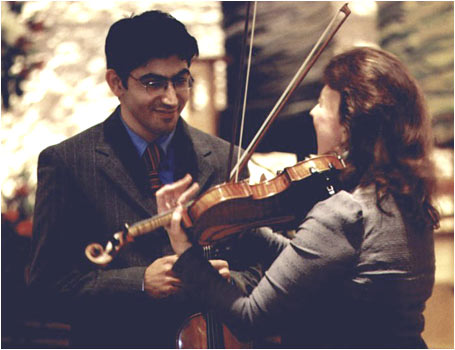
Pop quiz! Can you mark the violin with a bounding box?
[85,154,345,265]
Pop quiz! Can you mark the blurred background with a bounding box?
[1,1,453,348]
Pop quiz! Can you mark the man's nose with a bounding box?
[161,82,178,106]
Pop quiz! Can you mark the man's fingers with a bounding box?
[166,275,183,286]
[171,173,193,189]
[178,182,200,205]
[157,173,192,195]
[171,204,183,229]
[156,174,197,212]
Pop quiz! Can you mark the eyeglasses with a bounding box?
[129,73,194,94]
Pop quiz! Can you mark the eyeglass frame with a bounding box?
[129,70,194,94]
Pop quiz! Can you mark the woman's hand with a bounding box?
[156,174,199,255]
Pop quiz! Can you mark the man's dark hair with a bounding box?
[105,10,199,87]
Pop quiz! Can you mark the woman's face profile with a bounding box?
[310,85,347,155]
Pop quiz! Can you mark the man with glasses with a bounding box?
[28,10,261,348]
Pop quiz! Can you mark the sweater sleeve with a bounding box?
[173,191,363,340]
[228,226,290,294]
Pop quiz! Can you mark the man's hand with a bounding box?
[156,174,199,256]
[156,174,199,220]
[144,255,182,298]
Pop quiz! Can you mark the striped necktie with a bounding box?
[143,143,163,193]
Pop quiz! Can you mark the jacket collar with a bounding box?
[172,118,215,195]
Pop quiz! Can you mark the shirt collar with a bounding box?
[120,115,175,157]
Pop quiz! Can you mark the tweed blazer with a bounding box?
[28,107,259,348]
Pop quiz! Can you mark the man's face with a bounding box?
[118,55,191,142]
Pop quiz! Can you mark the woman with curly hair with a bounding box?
[157,47,439,348]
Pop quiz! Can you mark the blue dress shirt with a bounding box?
[120,116,175,184]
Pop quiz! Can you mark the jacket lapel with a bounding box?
[173,119,217,195]
[95,108,156,216]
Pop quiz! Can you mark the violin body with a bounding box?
[183,154,345,245]
[176,313,251,349]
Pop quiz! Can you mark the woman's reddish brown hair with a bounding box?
[324,46,439,229]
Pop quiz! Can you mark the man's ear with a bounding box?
[106,69,125,97]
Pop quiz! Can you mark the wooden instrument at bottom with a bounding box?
[175,245,251,349]
[176,312,250,349]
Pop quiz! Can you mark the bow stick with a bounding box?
[229,3,351,180]
[234,1,258,183]
[226,1,257,182]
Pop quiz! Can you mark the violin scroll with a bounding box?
[85,242,114,266]
[85,223,133,266]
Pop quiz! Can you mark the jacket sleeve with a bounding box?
[172,191,363,340]
[28,146,147,303]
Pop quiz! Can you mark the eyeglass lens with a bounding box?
[143,76,193,92]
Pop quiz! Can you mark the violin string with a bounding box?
[235,1,258,183]
[211,245,222,348]
[207,244,224,348]
[129,200,194,237]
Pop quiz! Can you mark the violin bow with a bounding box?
[234,1,258,183]
[229,3,351,181]
[226,1,257,182]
